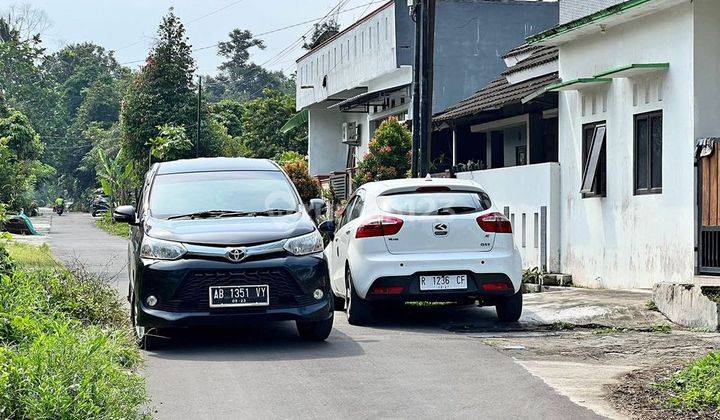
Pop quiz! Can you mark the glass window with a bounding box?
[377,191,492,216]
[634,111,663,194]
[581,121,607,198]
[349,195,364,221]
[149,171,299,219]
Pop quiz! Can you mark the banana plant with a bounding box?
[96,148,134,208]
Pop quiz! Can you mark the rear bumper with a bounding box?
[364,272,515,304]
[134,254,333,329]
[348,248,522,299]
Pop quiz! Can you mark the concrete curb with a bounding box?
[653,283,720,330]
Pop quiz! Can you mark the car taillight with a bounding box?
[356,216,404,238]
[481,282,512,291]
[477,212,512,233]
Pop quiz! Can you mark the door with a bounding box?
[698,141,720,274]
[331,194,364,293]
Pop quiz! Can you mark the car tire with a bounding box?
[346,269,373,326]
[130,293,164,350]
[296,312,334,341]
[495,290,523,322]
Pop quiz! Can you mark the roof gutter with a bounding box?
[526,0,656,45]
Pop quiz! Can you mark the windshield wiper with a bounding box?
[167,210,252,220]
[167,209,296,220]
[250,209,297,217]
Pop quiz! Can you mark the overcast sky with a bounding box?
[12,0,389,75]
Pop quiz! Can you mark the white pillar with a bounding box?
[452,128,457,166]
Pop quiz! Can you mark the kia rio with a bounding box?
[318,177,522,325]
[113,158,333,348]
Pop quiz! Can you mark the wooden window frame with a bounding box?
[581,121,607,198]
[634,110,663,195]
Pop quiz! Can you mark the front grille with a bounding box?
[154,268,314,312]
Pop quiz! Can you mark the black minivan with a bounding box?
[113,158,334,348]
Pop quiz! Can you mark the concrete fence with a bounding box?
[456,162,561,272]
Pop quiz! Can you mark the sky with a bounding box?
[9,0,390,75]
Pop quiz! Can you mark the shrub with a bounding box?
[96,211,130,237]
[282,157,320,204]
[353,117,412,186]
[0,244,147,418]
[661,351,720,413]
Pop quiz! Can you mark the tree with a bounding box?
[148,124,193,162]
[239,89,307,159]
[353,117,412,186]
[209,99,244,138]
[302,19,340,50]
[0,104,54,211]
[203,29,293,102]
[282,157,320,204]
[121,9,221,172]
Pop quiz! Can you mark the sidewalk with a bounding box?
[462,288,720,419]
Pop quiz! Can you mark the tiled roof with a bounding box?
[434,72,559,122]
[502,46,558,77]
[501,43,544,59]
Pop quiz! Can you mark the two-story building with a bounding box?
[296,0,558,198]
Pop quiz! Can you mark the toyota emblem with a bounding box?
[226,248,246,262]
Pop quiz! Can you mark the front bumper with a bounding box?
[134,254,332,329]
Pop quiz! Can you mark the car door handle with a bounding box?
[344,230,350,235]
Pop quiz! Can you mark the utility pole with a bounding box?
[196,76,202,158]
[410,1,422,178]
[418,0,436,177]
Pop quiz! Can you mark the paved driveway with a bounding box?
[47,212,602,419]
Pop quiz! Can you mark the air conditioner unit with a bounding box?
[342,122,361,146]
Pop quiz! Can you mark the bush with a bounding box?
[0,243,147,418]
[661,351,720,412]
[353,117,412,186]
[96,211,130,237]
[282,157,320,204]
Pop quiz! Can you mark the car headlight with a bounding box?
[283,231,324,256]
[140,236,187,260]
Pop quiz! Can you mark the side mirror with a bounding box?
[113,205,137,225]
[308,198,327,221]
[318,220,336,240]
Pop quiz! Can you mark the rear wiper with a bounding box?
[167,210,252,220]
[435,206,478,215]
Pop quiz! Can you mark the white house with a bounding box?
[296,0,559,199]
[526,0,720,288]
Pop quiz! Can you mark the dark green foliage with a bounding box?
[353,117,412,186]
[660,351,720,413]
[209,99,244,138]
[0,243,147,418]
[282,157,320,203]
[121,9,198,167]
[204,29,293,102]
[240,89,307,158]
[302,19,340,50]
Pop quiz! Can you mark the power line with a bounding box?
[118,0,383,66]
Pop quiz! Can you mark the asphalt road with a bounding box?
[48,212,602,419]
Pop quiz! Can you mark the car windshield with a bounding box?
[377,191,492,216]
[149,170,299,219]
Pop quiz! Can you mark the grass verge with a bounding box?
[0,240,147,418]
[96,212,130,238]
[660,352,720,414]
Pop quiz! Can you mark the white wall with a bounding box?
[694,0,720,141]
[457,163,561,272]
[308,110,347,176]
[296,3,397,110]
[557,3,696,288]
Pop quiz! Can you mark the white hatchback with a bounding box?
[318,177,523,325]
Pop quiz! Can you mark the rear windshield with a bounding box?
[377,191,492,216]
[149,171,299,219]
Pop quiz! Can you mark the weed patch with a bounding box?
[96,212,130,237]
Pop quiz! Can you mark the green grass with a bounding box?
[95,212,130,237]
[5,242,57,271]
[660,352,720,414]
[0,242,147,418]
